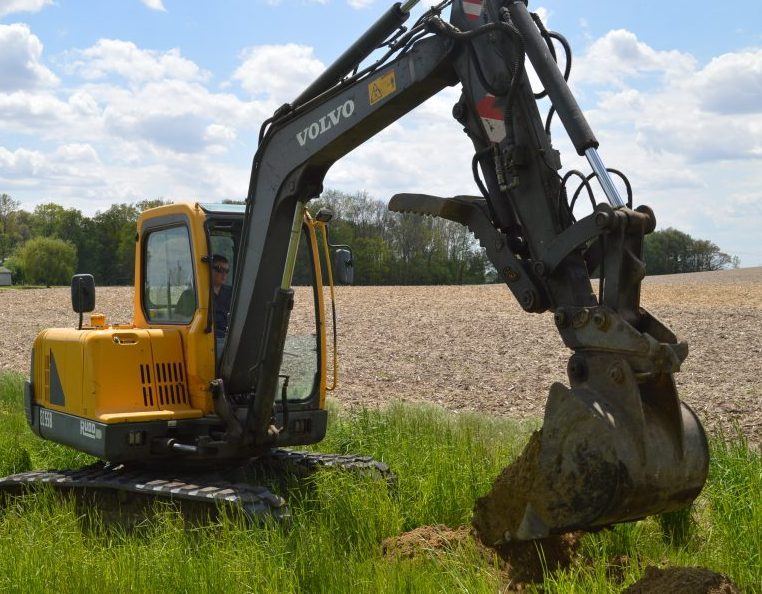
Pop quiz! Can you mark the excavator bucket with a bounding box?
[473,353,709,543]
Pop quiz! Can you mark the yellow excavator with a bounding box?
[0,0,708,541]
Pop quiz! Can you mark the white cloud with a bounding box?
[326,88,478,200]
[0,0,51,17]
[552,30,762,262]
[694,49,762,115]
[66,40,209,85]
[568,31,762,165]
[0,24,58,91]
[55,143,101,164]
[574,29,696,87]
[0,146,46,179]
[0,91,69,128]
[140,0,166,12]
[347,0,375,8]
[0,144,104,190]
[86,78,264,154]
[233,44,325,103]
[0,18,757,263]
[204,123,236,146]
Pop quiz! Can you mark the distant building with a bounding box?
[0,266,11,286]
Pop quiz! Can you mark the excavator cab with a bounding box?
[22,202,342,464]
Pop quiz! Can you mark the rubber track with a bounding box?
[266,448,395,483]
[0,464,288,522]
[0,449,393,521]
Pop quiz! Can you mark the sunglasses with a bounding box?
[213,265,230,274]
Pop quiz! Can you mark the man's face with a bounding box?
[212,262,229,289]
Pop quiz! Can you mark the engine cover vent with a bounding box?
[154,361,188,406]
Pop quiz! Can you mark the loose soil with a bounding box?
[1,268,760,445]
[381,524,582,588]
[623,565,740,593]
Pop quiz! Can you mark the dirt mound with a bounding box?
[381,524,472,559]
[623,566,740,594]
[382,524,581,586]
[492,532,582,584]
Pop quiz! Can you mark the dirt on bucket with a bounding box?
[623,566,740,593]
[471,430,544,546]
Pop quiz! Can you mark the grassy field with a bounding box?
[0,371,759,593]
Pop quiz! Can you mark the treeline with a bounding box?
[0,194,166,286]
[643,227,738,275]
[0,191,736,287]
[0,191,491,286]
[311,190,490,285]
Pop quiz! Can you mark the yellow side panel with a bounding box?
[83,328,203,422]
[33,328,84,414]
[83,329,154,417]
[33,326,203,424]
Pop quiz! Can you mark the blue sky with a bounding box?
[2,0,761,265]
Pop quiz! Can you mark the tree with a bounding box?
[28,203,98,274]
[17,237,77,286]
[136,198,171,212]
[310,189,488,285]
[643,228,736,275]
[31,203,67,237]
[91,204,140,285]
[0,193,21,263]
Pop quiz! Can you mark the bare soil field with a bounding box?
[1,267,760,445]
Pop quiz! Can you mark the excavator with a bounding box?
[0,0,708,542]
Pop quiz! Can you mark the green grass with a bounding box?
[0,371,759,593]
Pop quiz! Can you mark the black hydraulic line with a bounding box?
[562,169,597,216]
[471,148,503,226]
[530,12,556,100]
[567,169,633,213]
[507,0,597,156]
[427,17,524,105]
[542,31,572,135]
[292,2,412,107]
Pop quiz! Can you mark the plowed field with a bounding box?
[2,267,760,445]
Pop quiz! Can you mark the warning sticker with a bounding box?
[476,94,506,143]
[368,71,396,106]
[462,0,483,21]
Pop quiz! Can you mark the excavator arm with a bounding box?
[219,0,708,540]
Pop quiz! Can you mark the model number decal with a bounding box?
[40,409,53,429]
[80,420,103,440]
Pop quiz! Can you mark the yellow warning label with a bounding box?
[368,71,396,106]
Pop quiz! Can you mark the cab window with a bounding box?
[210,233,236,291]
[279,227,320,401]
[144,225,196,323]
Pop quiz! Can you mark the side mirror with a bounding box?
[71,274,96,313]
[333,248,354,285]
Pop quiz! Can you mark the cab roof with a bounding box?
[197,202,246,215]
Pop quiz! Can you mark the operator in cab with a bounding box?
[211,254,232,355]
